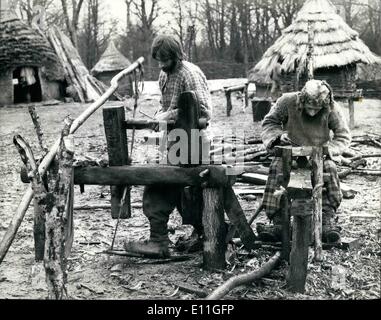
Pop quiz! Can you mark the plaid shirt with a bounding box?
[157,61,212,120]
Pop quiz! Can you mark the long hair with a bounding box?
[151,35,186,61]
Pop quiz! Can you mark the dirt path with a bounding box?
[0,89,380,300]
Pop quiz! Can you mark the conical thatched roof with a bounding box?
[249,0,381,84]
[91,42,131,75]
[0,14,64,81]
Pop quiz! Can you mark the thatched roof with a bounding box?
[91,42,131,75]
[0,14,64,81]
[249,0,381,84]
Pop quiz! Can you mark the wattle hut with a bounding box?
[249,0,381,100]
[0,6,65,105]
[91,42,133,97]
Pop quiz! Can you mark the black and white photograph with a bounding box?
[0,0,380,306]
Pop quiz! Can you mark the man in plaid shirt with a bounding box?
[258,79,351,243]
[124,34,212,258]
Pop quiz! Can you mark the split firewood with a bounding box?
[175,282,209,298]
[348,153,381,162]
[73,155,108,167]
[237,173,268,185]
[338,159,367,179]
[206,251,281,300]
[350,169,381,176]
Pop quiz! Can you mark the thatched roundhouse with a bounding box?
[0,10,65,105]
[91,42,133,97]
[249,0,381,99]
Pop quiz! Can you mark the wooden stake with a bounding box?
[311,147,323,262]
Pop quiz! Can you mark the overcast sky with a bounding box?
[105,0,174,34]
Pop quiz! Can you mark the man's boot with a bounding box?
[256,212,283,242]
[124,216,170,258]
[124,239,170,258]
[322,210,341,243]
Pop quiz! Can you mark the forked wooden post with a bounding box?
[103,106,131,219]
[202,187,226,270]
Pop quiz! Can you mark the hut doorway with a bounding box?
[13,67,42,103]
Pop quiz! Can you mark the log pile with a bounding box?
[208,133,381,200]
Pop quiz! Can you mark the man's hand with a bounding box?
[155,109,179,122]
[279,133,292,145]
[151,109,179,131]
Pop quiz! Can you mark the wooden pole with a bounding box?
[311,147,323,262]
[103,106,131,219]
[202,188,226,270]
[0,57,145,265]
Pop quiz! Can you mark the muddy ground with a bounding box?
[0,82,380,300]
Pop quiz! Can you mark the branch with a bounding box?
[28,105,48,154]
[206,251,281,300]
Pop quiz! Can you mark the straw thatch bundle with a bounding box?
[249,0,381,84]
[0,17,64,81]
[91,42,131,75]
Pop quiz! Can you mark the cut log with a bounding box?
[202,188,226,270]
[206,251,281,299]
[238,173,268,185]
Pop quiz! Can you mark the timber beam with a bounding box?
[73,165,235,187]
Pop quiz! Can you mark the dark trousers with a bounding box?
[143,185,203,242]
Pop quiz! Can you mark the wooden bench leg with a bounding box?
[287,198,313,293]
[202,187,226,270]
[103,106,131,219]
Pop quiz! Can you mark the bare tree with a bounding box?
[130,0,159,67]
[60,0,85,48]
